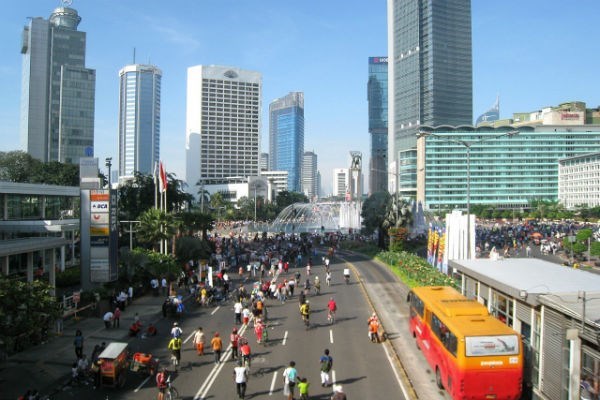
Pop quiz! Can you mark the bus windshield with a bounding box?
[465,335,519,356]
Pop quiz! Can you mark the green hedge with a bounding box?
[377,251,457,289]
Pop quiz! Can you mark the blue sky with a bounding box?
[1,1,599,195]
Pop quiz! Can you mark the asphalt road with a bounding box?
[53,256,407,400]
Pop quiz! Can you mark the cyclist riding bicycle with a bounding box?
[325,271,332,286]
[314,276,321,295]
[343,268,350,284]
[240,341,252,368]
[327,297,337,322]
[156,367,168,400]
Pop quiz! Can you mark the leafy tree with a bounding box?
[178,211,214,239]
[0,151,79,186]
[165,172,193,212]
[0,275,60,353]
[175,236,212,265]
[276,191,308,209]
[118,172,156,221]
[361,191,391,248]
[210,192,227,209]
[591,241,600,257]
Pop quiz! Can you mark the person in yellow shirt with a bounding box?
[211,332,223,364]
[167,337,182,370]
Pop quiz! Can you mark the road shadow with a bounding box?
[337,375,367,385]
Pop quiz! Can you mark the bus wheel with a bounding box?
[435,367,443,389]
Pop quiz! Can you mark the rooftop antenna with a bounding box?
[133,47,136,64]
[61,0,73,6]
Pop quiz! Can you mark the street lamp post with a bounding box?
[105,157,112,188]
[417,130,519,259]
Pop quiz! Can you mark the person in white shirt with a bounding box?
[234,300,243,325]
[233,360,249,399]
[161,278,168,296]
[103,311,113,329]
[171,322,182,338]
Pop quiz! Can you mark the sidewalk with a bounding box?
[0,289,174,400]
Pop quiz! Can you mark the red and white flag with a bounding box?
[159,161,167,193]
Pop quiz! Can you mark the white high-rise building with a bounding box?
[118,64,162,181]
[186,65,262,193]
[332,168,350,198]
[302,151,318,199]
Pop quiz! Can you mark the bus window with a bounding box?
[431,313,457,357]
[410,292,425,318]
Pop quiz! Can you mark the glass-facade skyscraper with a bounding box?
[118,64,162,181]
[269,92,304,192]
[387,0,472,198]
[302,151,318,200]
[368,57,388,194]
[20,5,96,164]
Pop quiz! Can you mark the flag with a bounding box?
[159,161,167,193]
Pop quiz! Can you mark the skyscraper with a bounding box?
[186,65,261,192]
[475,96,500,125]
[368,57,388,194]
[302,151,318,200]
[20,5,96,164]
[387,0,472,197]
[269,92,304,192]
[332,168,350,198]
[118,64,162,181]
[260,152,269,172]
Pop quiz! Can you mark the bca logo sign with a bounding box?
[91,201,109,211]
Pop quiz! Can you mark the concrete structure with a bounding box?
[201,176,270,204]
[559,152,600,209]
[450,258,600,400]
[0,182,80,295]
[387,0,472,199]
[118,64,162,181]
[20,4,96,164]
[416,126,600,210]
[185,65,261,195]
[259,152,269,172]
[302,151,318,200]
[258,170,288,195]
[368,57,388,194]
[332,168,350,198]
[269,92,304,192]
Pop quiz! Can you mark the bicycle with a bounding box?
[301,313,310,329]
[165,375,179,400]
[262,323,269,343]
[327,310,336,325]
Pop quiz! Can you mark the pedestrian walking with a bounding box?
[231,327,240,360]
[73,329,84,359]
[161,277,168,296]
[233,359,249,399]
[282,361,298,400]
[193,327,205,355]
[242,305,251,325]
[211,332,223,364]
[171,322,182,338]
[103,311,113,329]
[319,349,333,387]
[112,307,121,328]
[234,300,243,324]
[298,377,310,400]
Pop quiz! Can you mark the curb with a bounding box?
[339,253,419,400]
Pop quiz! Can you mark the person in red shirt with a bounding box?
[156,367,167,400]
[230,327,240,360]
[240,341,252,368]
[327,297,337,323]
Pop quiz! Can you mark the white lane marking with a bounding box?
[133,375,151,392]
[382,339,411,400]
[183,330,195,344]
[331,370,336,392]
[194,316,252,399]
[329,329,334,344]
[269,371,278,395]
[211,305,220,315]
[282,330,288,345]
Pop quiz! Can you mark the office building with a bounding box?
[259,170,289,195]
[368,57,389,194]
[302,151,318,200]
[186,65,261,193]
[475,96,500,126]
[260,152,269,172]
[558,153,600,209]
[333,168,350,198]
[416,126,600,210]
[387,0,472,198]
[20,4,96,164]
[118,64,162,181]
[269,92,304,192]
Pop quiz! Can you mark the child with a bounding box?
[297,377,309,399]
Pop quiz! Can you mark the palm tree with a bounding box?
[137,208,177,252]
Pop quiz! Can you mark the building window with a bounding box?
[582,347,600,400]
[490,291,513,326]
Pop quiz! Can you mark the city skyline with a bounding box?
[2,1,600,194]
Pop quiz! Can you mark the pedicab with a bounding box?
[97,342,130,388]
[130,352,159,376]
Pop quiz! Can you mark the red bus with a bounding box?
[408,286,523,400]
